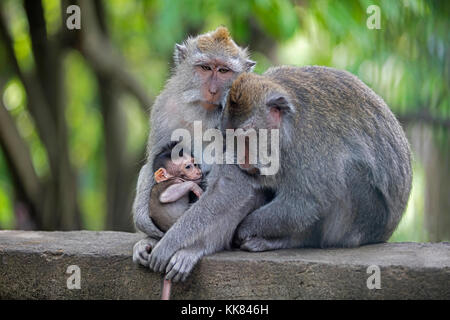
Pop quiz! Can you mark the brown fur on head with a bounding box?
[196,27,239,57]
[227,73,266,118]
[223,72,294,130]
[227,73,288,116]
[172,26,256,111]
[173,26,255,73]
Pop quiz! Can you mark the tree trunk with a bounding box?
[409,124,450,242]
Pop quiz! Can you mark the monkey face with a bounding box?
[176,155,203,182]
[172,27,256,111]
[194,59,236,110]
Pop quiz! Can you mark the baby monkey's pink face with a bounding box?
[154,155,202,183]
[175,155,202,182]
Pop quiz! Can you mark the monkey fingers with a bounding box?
[165,249,201,282]
[191,185,203,198]
[132,237,158,267]
[149,243,174,273]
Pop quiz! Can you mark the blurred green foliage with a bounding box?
[0,0,448,240]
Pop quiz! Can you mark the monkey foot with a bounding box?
[132,237,158,267]
[240,237,281,252]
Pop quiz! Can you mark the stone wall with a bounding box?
[0,230,449,299]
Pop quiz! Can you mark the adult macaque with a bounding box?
[146,65,412,281]
[150,149,203,232]
[132,27,256,265]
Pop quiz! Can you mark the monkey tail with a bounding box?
[161,278,172,300]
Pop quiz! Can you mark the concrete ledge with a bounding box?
[0,230,449,299]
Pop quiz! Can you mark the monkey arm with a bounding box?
[148,164,258,275]
[159,181,203,203]
[133,121,172,237]
[133,163,164,237]
[132,163,165,267]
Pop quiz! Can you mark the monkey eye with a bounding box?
[218,68,230,74]
[201,65,212,71]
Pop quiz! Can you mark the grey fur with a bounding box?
[146,65,412,280]
[132,29,254,268]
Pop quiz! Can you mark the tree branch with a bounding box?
[83,0,144,231]
[77,0,154,113]
[0,8,58,166]
[23,0,60,120]
[0,99,42,217]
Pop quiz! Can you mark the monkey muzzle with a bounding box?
[201,101,221,111]
[238,163,260,176]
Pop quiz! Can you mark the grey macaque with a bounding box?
[146,65,412,281]
[132,27,256,266]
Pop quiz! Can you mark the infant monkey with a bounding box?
[150,149,203,233]
[150,149,203,300]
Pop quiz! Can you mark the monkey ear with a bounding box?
[266,95,294,127]
[245,59,256,72]
[174,43,187,66]
[154,168,169,183]
[266,95,293,113]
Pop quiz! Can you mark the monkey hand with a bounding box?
[165,248,202,282]
[148,238,177,273]
[132,236,159,267]
[191,183,203,198]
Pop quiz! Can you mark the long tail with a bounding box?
[161,279,172,300]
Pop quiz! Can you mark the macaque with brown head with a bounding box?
[146,65,412,282]
[150,149,203,233]
[132,27,255,266]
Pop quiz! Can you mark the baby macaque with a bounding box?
[150,149,203,232]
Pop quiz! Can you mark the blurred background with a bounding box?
[0,0,448,242]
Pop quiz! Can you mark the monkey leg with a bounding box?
[235,193,320,251]
[132,236,159,267]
